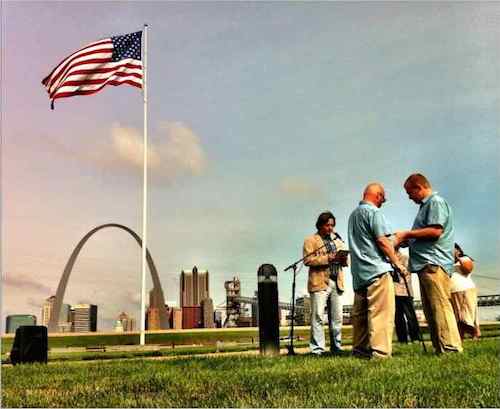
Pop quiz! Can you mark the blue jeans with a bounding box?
[310,279,343,354]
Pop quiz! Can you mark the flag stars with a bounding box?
[111,31,142,62]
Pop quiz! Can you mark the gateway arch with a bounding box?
[48,223,169,332]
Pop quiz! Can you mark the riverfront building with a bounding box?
[180,266,214,329]
[5,314,36,333]
[72,304,97,332]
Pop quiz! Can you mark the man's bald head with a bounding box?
[363,183,386,208]
[364,183,384,197]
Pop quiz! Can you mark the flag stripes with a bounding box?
[42,32,142,108]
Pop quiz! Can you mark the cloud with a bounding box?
[111,121,207,183]
[3,273,53,295]
[111,124,161,170]
[46,121,208,184]
[279,177,325,200]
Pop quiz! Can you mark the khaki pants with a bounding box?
[352,273,395,358]
[418,265,463,353]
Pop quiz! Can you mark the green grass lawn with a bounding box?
[0,327,313,352]
[2,338,499,408]
[2,323,498,365]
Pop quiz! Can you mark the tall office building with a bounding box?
[5,315,36,333]
[171,308,182,329]
[146,307,161,330]
[201,298,215,328]
[72,304,97,332]
[180,266,209,307]
[182,306,202,329]
[58,304,72,332]
[118,312,135,332]
[42,296,56,327]
[295,295,311,326]
[148,288,170,329]
[42,295,72,331]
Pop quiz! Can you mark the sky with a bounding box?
[2,1,499,331]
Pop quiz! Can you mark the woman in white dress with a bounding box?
[450,243,480,340]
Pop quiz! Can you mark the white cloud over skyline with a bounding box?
[109,121,208,182]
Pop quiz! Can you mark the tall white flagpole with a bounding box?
[140,23,148,346]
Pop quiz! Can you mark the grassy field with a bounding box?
[0,327,314,352]
[2,322,498,353]
[2,341,310,365]
[2,338,499,408]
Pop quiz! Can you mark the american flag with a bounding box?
[42,31,143,109]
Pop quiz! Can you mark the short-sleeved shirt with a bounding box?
[348,201,393,291]
[408,192,455,275]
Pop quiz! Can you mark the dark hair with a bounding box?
[455,243,473,261]
[454,243,464,258]
[404,173,431,189]
[316,211,336,231]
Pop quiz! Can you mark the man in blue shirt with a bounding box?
[348,183,405,359]
[394,173,462,354]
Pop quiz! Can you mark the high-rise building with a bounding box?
[72,304,97,332]
[5,315,36,334]
[42,296,56,327]
[146,307,161,330]
[42,296,72,332]
[182,306,202,329]
[117,312,135,332]
[295,295,311,326]
[58,304,72,332]
[201,298,215,328]
[148,289,169,329]
[180,266,209,308]
[179,266,213,329]
[171,308,182,329]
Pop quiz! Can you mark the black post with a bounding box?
[10,326,48,365]
[257,264,280,356]
[287,264,297,355]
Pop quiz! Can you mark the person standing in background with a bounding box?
[450,243,480,340]
[393,250,420,343]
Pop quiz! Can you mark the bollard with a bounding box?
[257,264,280,356]
[10,326,48,365]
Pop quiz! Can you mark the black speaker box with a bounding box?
[10,325,48,365]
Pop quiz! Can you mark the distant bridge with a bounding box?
[229,294,500,314]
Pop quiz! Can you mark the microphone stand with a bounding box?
[284,243,327,356]
[392,264,427,353]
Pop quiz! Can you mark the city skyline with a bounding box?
[2,2,499,331]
